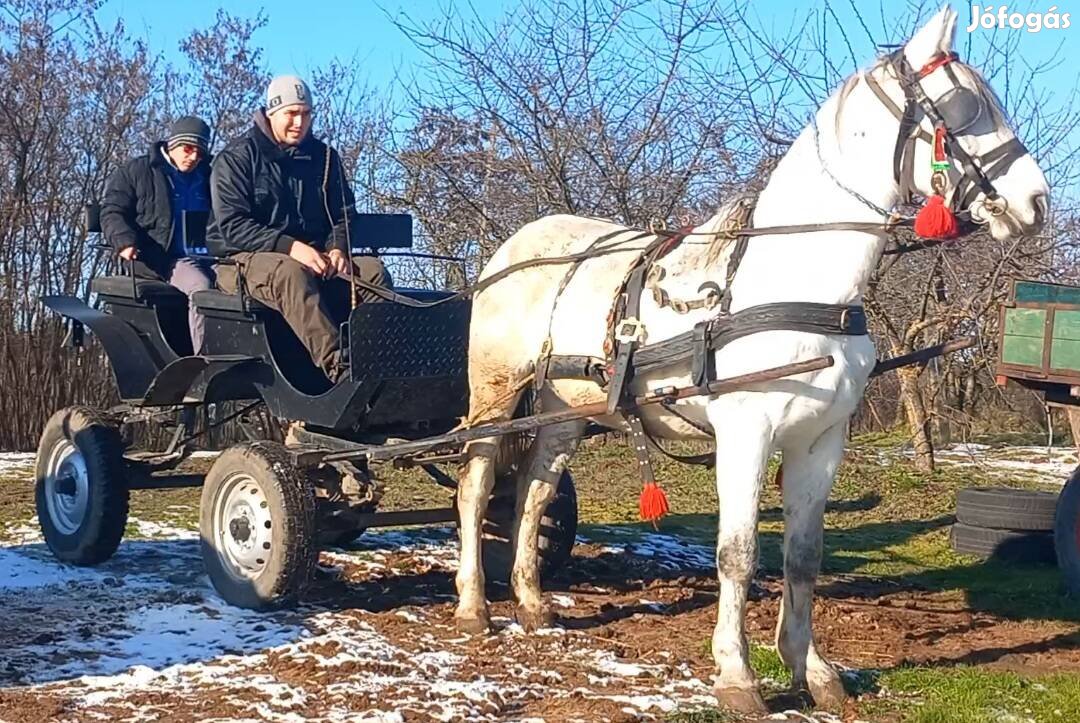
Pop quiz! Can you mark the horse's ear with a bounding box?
[904,6,958,68]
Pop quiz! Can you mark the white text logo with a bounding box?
[966,5,1071,32]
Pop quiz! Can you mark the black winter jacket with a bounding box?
[100,143,212,276]
[206,112,359,257]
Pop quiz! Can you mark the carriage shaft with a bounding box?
[323,355,836,464]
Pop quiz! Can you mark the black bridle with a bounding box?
[864,49,1029,223]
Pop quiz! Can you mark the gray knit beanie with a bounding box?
[167,116,211,152]
[266,75,312,116]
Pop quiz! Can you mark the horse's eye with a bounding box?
[934,87,986,134]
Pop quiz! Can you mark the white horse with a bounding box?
[454,7,1049,713]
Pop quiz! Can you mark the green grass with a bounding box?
[866,666,1080,722]
[749,645,791,687]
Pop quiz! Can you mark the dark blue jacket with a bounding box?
[101,142,212,275]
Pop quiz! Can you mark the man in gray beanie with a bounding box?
[207,75,390,382]
[101,115,216,353]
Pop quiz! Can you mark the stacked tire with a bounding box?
[951,487,1057,564]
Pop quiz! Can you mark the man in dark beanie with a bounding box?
[100,115,216,353]
[207,75,390,382]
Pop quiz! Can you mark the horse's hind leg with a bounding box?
[708,405,772,715]
[511,418,585,631]
[454,436,501,634]
[775,421,847,709]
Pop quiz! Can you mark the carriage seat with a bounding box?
[190,289,269,314]
[90,275,187,303]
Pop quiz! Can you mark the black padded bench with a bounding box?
[191,289,269,314]
[90,275,187,303]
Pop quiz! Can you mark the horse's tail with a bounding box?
[493,387,535,479]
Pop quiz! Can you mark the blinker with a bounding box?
[933,86,985,134]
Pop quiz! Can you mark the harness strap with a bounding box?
[541,355,609,386]
[717,199,756,315]
[623,411,655,481]
[863,71,934,143]
[645,408,715,467]
[631,302,867,376]
[957,137,1029,210]
[536,228,645,394]
[607,262,649,414]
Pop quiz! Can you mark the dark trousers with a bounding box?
[215,252,390,378]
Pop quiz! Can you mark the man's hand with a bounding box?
[118,246,138,262]
[288,240,328,277]
[327,249,350,278]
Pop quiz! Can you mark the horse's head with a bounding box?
[874,7,1049,240]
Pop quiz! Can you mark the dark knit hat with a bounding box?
[167,116,211,152]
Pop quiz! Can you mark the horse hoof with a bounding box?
[714,685,768,715]
[515,605,554,632]
[454,612,491,635]
[809,673,847,709]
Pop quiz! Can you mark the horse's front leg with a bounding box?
[776,421,848,708]
[708,406,772,715]
[511,419,585,631]
[454,437,499,634]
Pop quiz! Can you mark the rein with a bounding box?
[351,53,1016,311]
[348,213,947,310]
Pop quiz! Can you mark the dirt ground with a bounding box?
[1,530,1078,723]
[2,445,1079,722]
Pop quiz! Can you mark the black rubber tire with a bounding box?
[1054,466,1080,596]
[480,470,578,583]
[200,442,317,610]
[956,487,1058,531]
[34,406,129,565]
[950,522,1056,563]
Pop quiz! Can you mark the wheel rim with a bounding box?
[212,471,274,582]
[44,440,90,535]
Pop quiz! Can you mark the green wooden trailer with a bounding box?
[995,279,1080,595]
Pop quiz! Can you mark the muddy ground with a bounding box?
[1,447,1078,722]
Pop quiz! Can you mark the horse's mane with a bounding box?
[702,55,1013,270]
[705,194,758,267]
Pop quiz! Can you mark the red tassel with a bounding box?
[914,195,959,240]
[639,481,670,523]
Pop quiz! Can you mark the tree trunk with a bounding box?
[1068,407,1080,456]
[898,367,935,472]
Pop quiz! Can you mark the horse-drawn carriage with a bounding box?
[36,209,579,609]
[29,8,1058,714]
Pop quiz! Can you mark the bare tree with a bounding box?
[380,0,761,287]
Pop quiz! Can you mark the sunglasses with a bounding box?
[178,143,204,155]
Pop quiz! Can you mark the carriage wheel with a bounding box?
[200,442,316,609]
[35,406,129,565]
[1054,465,1080,597]
[481,470,578,583]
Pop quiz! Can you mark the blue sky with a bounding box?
[93,0,1079,199]
[96,0,1078,98]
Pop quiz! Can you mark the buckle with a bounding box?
[839,308,851,331]
[615,317,646,344]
